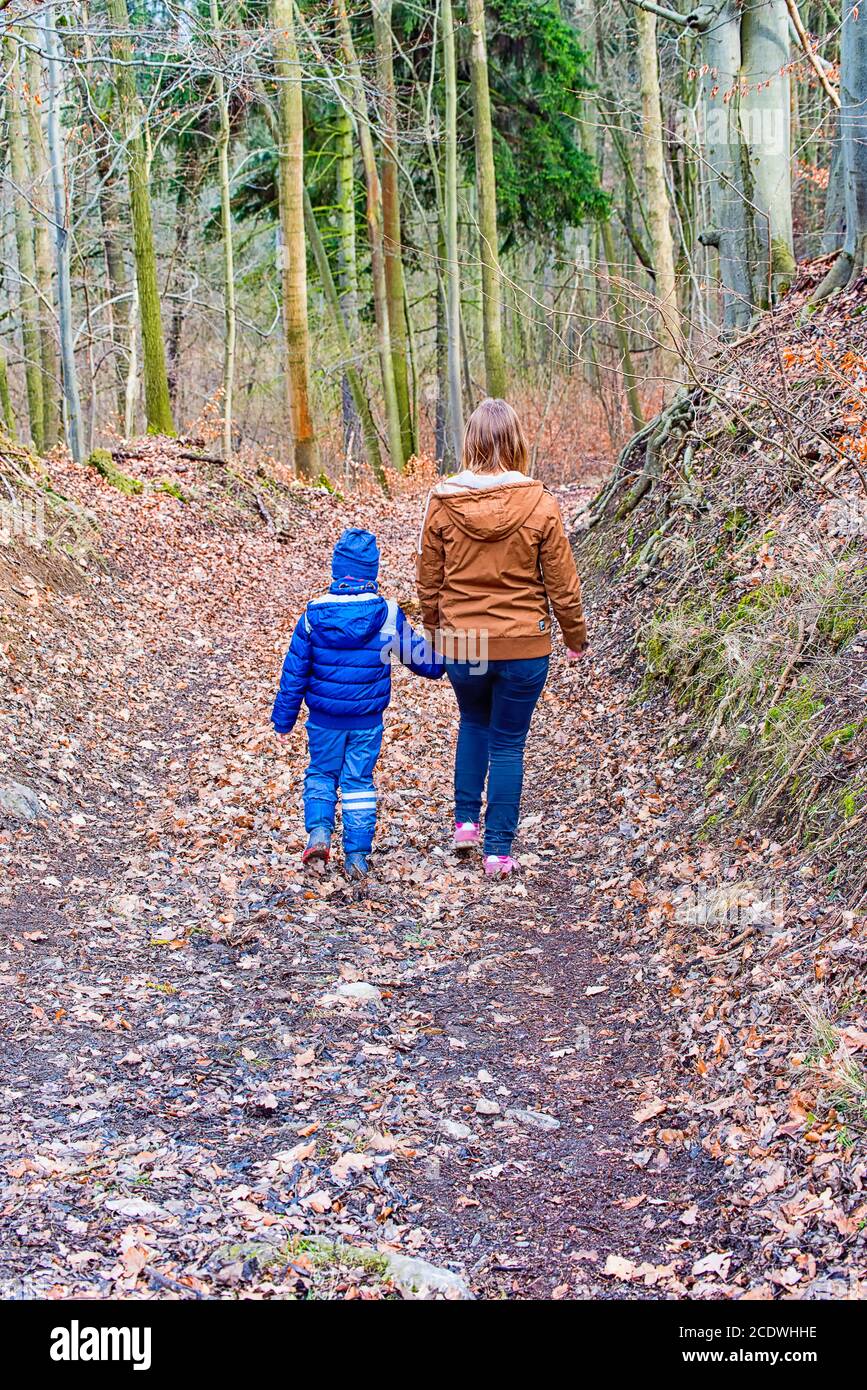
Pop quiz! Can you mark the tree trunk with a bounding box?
[5,34,45,452]
[840,0,867,274]
[166,149,206,419]
[94,143,131,430]
[271,0,319,478]
[600,215,644,434]
[739,0,794,296]
[71,1,130,431]
[442,0,464,460]
[405,277,419,443]
[693,0,793,329]
[0,343,15,438]
[635,8,682,397]
[698,0,762,332]
[435,224,450,471]
[577,48,643,436]
[303,189,385,485]
[334,0,404,471]
[105,0,175,435]
[209,0,236,461]
[166,176,191,412]
[124,278,139,438]
[44,5,84,464]
[24,33,60,449]
[372,0,414,461]
[467,0,507,399]
[822,121,846,254]
[814,0,867,299]
[334,104,361,456]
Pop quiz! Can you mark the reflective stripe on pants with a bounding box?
[303,722,384,853]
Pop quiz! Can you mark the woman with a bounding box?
[417,398,588,877]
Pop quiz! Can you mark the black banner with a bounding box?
[0,1295,855,1379]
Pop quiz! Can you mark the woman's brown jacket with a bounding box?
[416,471,587,660]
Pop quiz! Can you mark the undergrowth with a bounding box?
[1,429,97,561]
[577,266,867,899]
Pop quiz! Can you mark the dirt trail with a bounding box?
[2,463,855,1300]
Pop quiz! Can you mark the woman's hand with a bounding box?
[566,647,588,662]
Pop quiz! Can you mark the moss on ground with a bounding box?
[87,449,143,496]
[155,479,188,502]
[636,559,865,882]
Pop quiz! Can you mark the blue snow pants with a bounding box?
[303,722,384,853]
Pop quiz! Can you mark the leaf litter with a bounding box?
[0,442,865,1299]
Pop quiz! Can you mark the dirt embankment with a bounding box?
[575,261,867,901]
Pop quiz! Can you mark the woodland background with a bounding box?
[0,0,862,482]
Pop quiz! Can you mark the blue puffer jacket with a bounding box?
[272,584,444,732]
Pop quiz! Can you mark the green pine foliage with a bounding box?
[482,0,608,245]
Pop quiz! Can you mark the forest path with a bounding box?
[1,468,737,1299]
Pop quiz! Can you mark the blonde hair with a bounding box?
[461,398,529,475]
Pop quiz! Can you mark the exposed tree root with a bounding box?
[587,417,658,527]
[588,387,702,531]
[810,236,866,305]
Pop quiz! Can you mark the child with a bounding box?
[272,528,443,879]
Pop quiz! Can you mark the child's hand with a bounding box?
[275,730,292,739]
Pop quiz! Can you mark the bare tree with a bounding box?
[334,0,404,471]
[441,0,463,458]
[44,5,84,463]
[372,0,414,461]
[209,0,236,461]
[635,7,681,396]
[24,31,60,449]
[105,0,174,435]
[467,0,506,400]
[334,102,361,457]
[70,1,132,432]
[629,0,794,332]
[815,0,867,300]
[304,189,385,484]
[4,31,45,450]
[271,0,319,477]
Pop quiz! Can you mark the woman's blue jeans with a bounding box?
[446,655,550,855]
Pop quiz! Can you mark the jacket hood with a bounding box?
[431,471,544,542]
[306,592,388,649]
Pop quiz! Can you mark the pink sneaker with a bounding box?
[453,821,480,850]
[484,854,516,877]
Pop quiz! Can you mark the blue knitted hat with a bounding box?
[331,528,380,582]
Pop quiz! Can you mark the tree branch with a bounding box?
[784,0,840,110]
[620,0,720,31]
[620,0,692,28]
